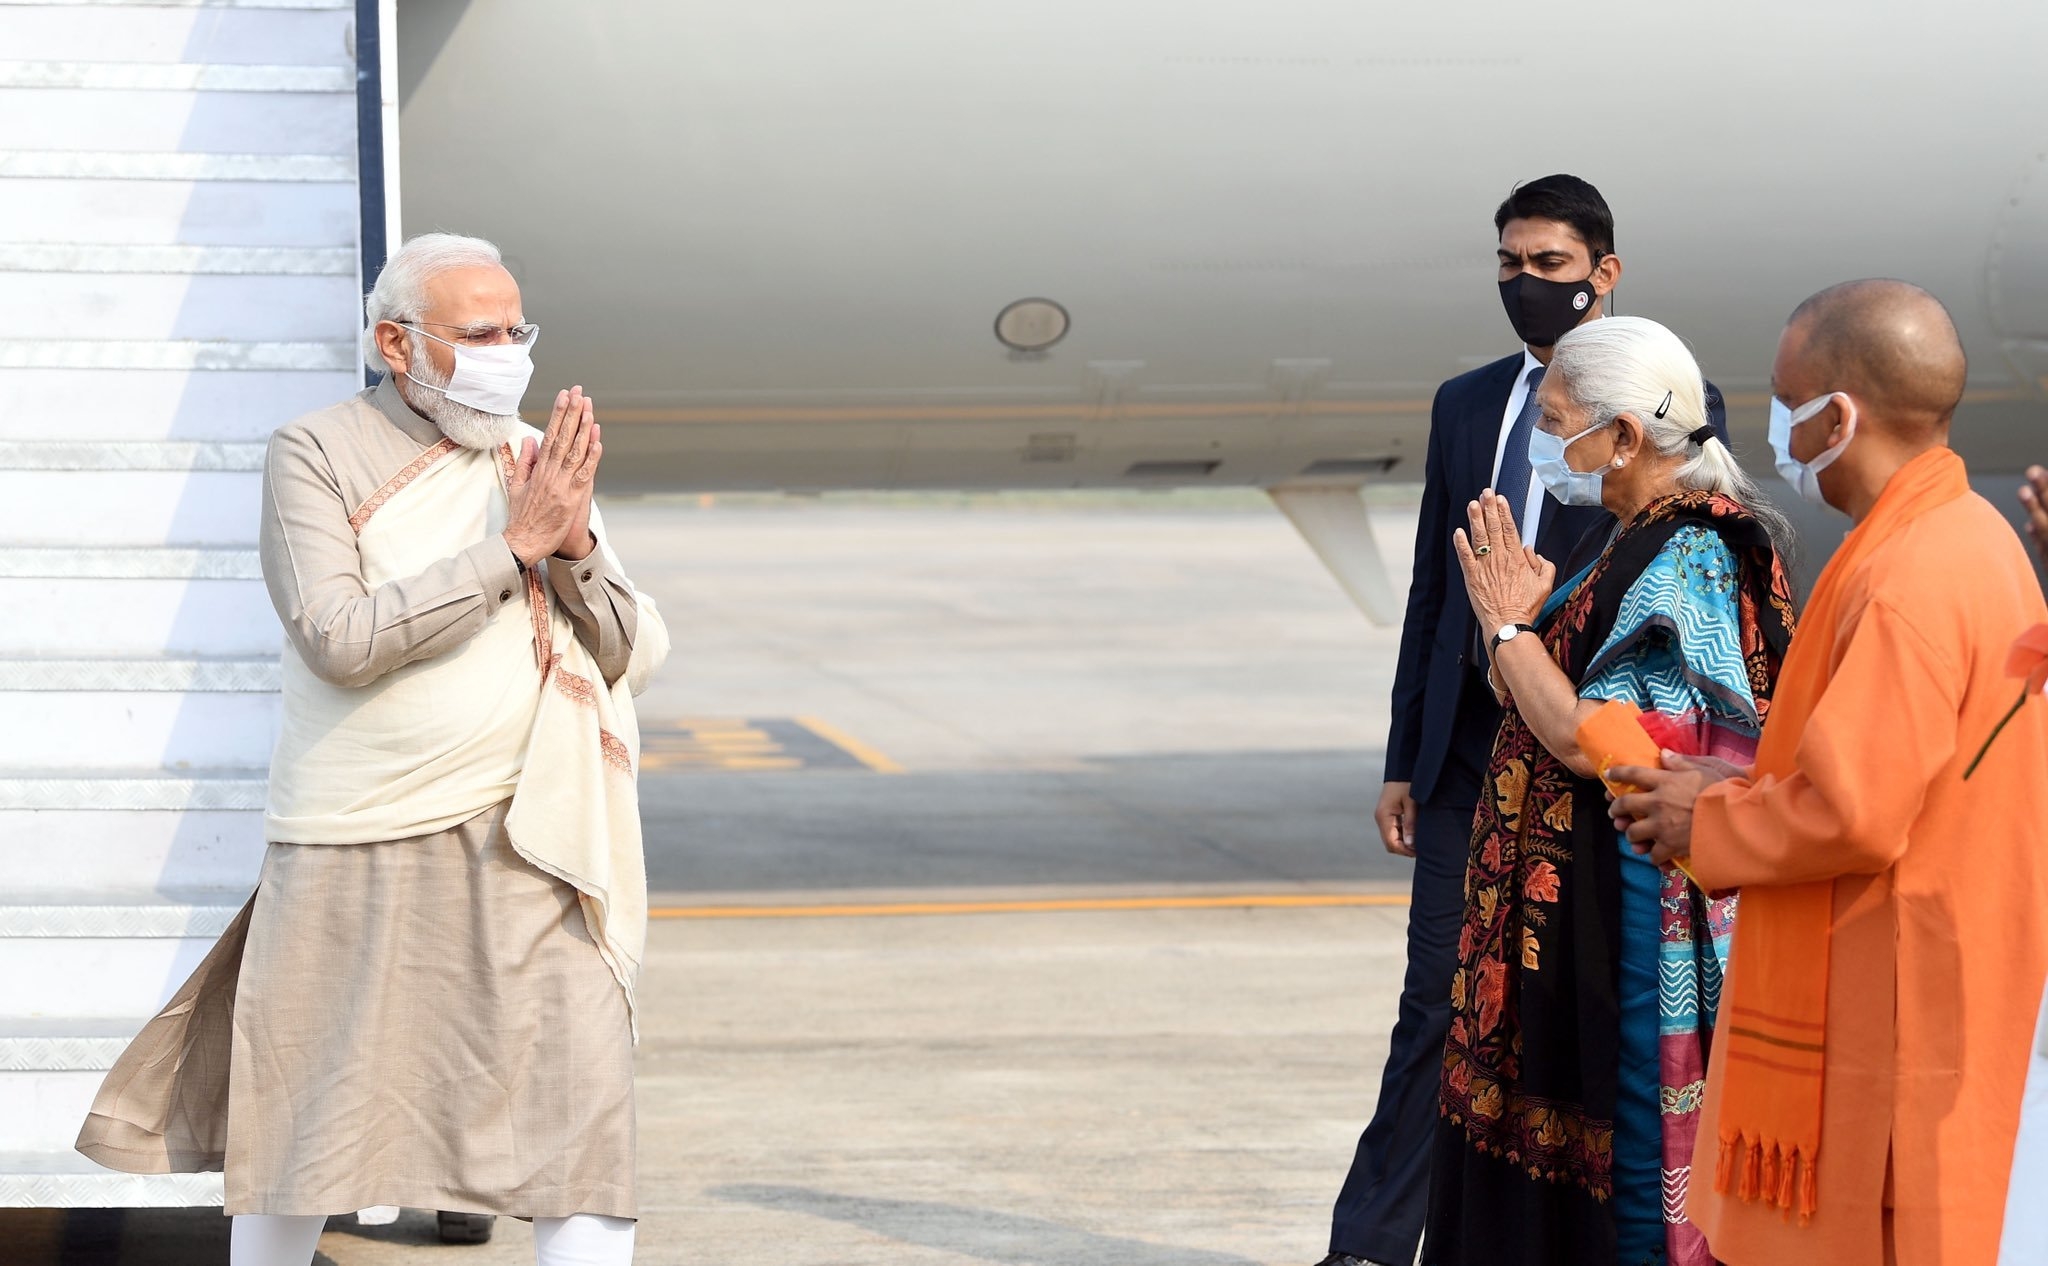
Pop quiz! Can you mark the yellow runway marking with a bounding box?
[793,715,906,774]
[649,893,1409,920]
[640,716,899,773]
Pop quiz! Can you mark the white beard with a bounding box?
[401,342,522,452]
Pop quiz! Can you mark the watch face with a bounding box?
[1496,624,1521,643]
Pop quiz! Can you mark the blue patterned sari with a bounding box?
[1575,526,1762,1266]
[1430,493,1795,1266]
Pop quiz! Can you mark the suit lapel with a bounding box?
[1462,355,1522,500]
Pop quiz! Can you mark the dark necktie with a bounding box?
[1473,365,1545,671]
[1498,364,1545,538]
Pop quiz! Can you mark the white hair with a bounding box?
[361,232,503,372]
[1550,315,1792,547]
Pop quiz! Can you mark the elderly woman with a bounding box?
[1423,317,1797,1266]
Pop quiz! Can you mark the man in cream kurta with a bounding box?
[76,234,666,1266]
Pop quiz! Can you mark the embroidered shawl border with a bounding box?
[346,437,461,535]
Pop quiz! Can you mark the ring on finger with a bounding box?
[1474,544,1493,557]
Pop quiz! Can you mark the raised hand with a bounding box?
[504,386,602,567]
[2020,466,2048,571]
[558,392,600,561]
[1452,489,1556,630]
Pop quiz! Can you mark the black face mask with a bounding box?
[1498,268,1601,348]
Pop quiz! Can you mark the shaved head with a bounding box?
[1783,279,1967,437]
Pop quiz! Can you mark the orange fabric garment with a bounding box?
[1684,449,2048,1266]
[1709,448,1971,1218]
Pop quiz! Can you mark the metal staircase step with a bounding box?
[0,60,350,92]
[0,439,266,470]
[0,806,264,895]
[0,575,277,656]
[0,6,352,78]
[7,0,344,8]
[0,243,351,274]
[0,771,267,812]
[0,892,252,1021]
[22,276,360,343]
[0,179,357,250]
[0,901,243,938]
[0,368,352,440]
[1,0,363,1206]
[3,88,352,157]
[0,657,278,690]
[0,1151,222,1209]
[0,150,352,181]
[5,692,278,768]
[0,338,353,370]
[0,1018,145,1071]
[0,546,259,578]
[2,468,261,547]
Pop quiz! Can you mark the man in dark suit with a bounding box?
[1317,174,1728,1266]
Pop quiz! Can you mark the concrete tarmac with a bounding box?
[12,495,1423,1265]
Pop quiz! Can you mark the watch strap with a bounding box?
[1489,622,1540,656]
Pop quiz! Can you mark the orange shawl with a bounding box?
[1713,447,1970,1219]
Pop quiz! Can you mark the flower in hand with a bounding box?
[1452,489,1556,629]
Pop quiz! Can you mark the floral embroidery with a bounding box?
[548,657,598,706]
[543,654,635,775]
[1442,1044,1615,1195]
[598,729,633,774]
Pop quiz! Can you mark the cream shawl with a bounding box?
[265,429,668,1034]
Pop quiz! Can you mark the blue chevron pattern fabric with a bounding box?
[1581,525,1758,726]
[1579,523,1760,1257]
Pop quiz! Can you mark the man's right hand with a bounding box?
[1375,781,1419,858]
[504,387,600,567]
[2021,466,2048,570]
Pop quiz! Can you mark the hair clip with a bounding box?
[1654,390,1674,419]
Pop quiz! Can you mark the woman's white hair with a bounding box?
[360,232,503,371]
[1550,315,1792,547]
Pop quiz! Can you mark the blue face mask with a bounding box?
[1769,392,1855,506]
[1527,417,1616,508]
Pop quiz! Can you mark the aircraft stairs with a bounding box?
[0,0,362,1208]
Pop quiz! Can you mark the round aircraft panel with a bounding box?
[994,298,1071,352]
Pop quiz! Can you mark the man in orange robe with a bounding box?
[1610,279,2048,1265]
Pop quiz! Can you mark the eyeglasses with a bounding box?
[396,319,539,348]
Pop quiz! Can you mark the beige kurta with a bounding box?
[76,380,655,1218]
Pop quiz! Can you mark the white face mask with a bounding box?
[1527,416,1616,508]
[403,325,537,417]
[1769,392,1855,506]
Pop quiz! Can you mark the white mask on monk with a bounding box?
[1769,392,1857,507]
[402,335,526,452]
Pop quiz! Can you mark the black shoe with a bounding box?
[1316,1256,1386,1266]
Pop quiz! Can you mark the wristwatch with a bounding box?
[1489,622,1539,656]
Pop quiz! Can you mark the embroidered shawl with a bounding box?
[265,430,668,1034]
[1431,492,1795,1265]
